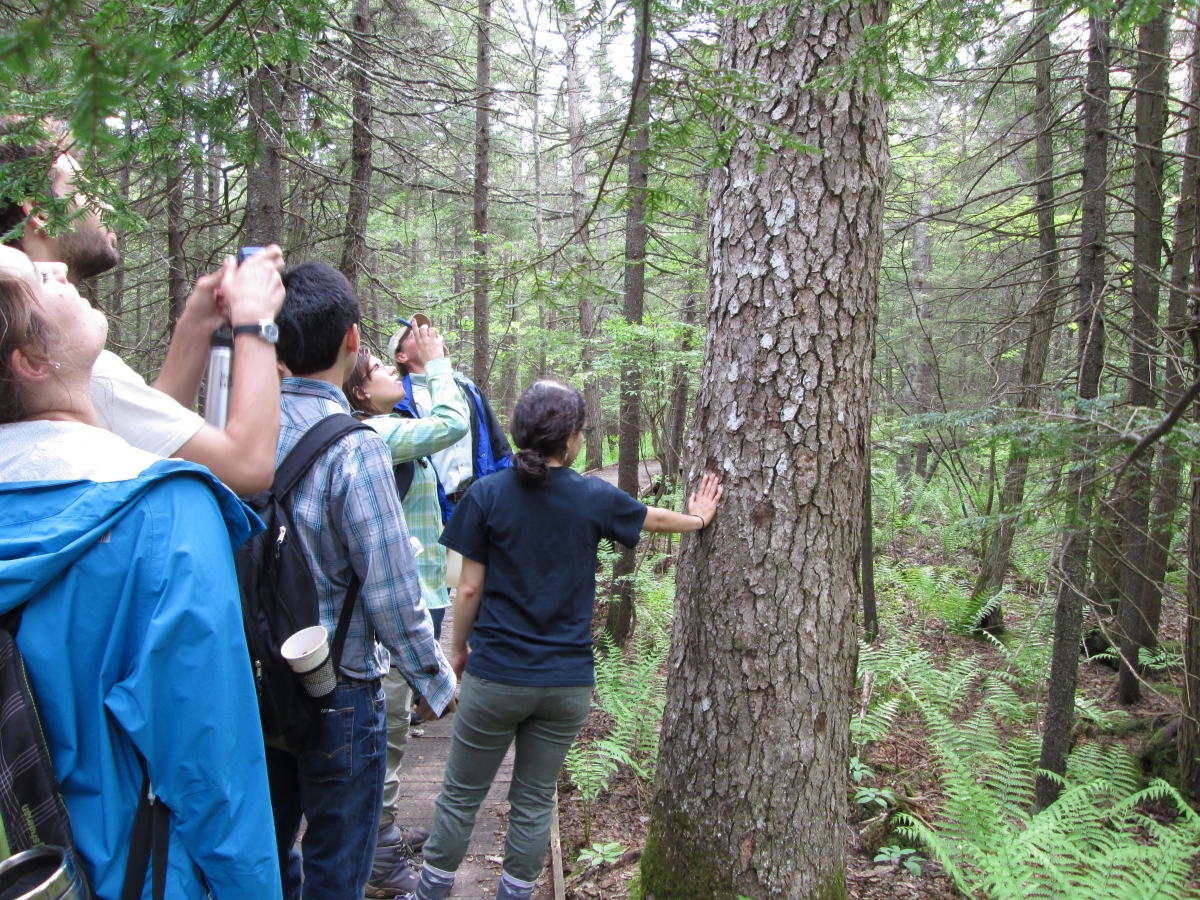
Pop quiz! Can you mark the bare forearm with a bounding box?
[171,334,280,495]
[154,313,214,408]
[643,507,706,534]
[452,584,483,654]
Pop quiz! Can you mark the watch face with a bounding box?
[262,321,280,343]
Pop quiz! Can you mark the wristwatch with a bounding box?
[232,319,279,344]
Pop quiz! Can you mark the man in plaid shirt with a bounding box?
[267,261,457,900]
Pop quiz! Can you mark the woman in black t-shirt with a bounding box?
[407,380,722,900]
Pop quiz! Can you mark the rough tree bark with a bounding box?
[640,1,889,895]
[973,8,1063,632]
[1035,14,1110,811]
[1140,9,1200,668]
[245,65,284,245]
[472,0,491,389]
[1118,2,1171,706]
[606,1,650,647]
[339,0,374,293]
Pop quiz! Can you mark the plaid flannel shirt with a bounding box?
[277,377,456,712]
[364,358,470,611]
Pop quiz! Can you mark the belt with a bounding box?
[447,489,468,503]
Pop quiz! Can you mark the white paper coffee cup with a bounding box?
[281,626,330,675]
[445,549,463,589]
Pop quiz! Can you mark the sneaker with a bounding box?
[409,710,424,727]
[365,856,419,898]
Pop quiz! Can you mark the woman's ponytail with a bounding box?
[511,448,549,485]
[509,380,586,486]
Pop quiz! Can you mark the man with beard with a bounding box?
[0,119,283,496]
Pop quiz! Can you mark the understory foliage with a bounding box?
[857,636,1200,899]
[565,549,673,842]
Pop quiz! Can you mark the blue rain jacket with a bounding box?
[0,460,282,900]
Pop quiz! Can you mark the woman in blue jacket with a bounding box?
[0,249,282,900]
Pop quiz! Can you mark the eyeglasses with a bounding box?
[582,427,594,436]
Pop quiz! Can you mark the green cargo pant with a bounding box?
[380,666,412,829]
[421,673,592,882]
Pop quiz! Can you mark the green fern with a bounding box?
[894,690,1200,899]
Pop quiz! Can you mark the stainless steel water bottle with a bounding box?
[203,325,234,429]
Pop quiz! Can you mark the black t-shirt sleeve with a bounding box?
[600,482,648,549]
[440,491,488,564]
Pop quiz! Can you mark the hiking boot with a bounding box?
[400,826,429,854]
[365,855,419,898]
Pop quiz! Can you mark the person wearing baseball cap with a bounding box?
[388,314,512,524]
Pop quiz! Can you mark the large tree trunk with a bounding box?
[1140,10,1200,668]
[339,0,374,293]
[167,148,187,335]
[606,3,650,647]
[974,8,1063,631]
[245,65,284,246]
[1118,3,1171,706]
[472,0,491,389]
[640,1,889,895]
[563,0,603,471]
[1035,14,1110,811]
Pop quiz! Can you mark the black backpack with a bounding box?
[235,414,372,746]
[0,608,166,900]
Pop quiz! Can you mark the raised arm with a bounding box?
[165,250,286,495]
[642,472,723,534]
[368,327,469,464]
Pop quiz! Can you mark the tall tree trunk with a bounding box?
[974,8,1063,631]
[640,1,889,895]
[606,2,650,647]
[1118,3,1171,706]
[245,65,284,246]
[666,287,697,481]
[1035,14,1110,811]
[1176,12,1200,803]
[107,112,131,352]
[863,439,878,641]
[340,0,374,293]
[564,0,603,471]
[472,0,491,389]
[911,98,937,480]
[167,148,187,334]
[1140,10,1200,665]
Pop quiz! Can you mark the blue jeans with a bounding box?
[430,606,446,641]
[266,678,386,900]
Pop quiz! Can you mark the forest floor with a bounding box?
[534,507,1192,900]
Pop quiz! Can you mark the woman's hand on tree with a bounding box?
[687,472,723,528]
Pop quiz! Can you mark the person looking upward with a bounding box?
[0,117,284,495]
[388,314,511,519]
[0,245,281,899]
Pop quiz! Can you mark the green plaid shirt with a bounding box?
[364,358,470,611]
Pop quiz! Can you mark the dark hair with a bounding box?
[342,348,373,413]
[0,273,51,423]
[509,380,586,486]
[0,118,67,246]
[277,261,361,375]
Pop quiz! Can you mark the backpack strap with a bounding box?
[121,753,168,900]
[273,414,372,499]
[393,460,416,501]
[329,572,362,674]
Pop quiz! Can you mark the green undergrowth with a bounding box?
[856,635,1200,899]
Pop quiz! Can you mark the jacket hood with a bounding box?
[0,460,259,613]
